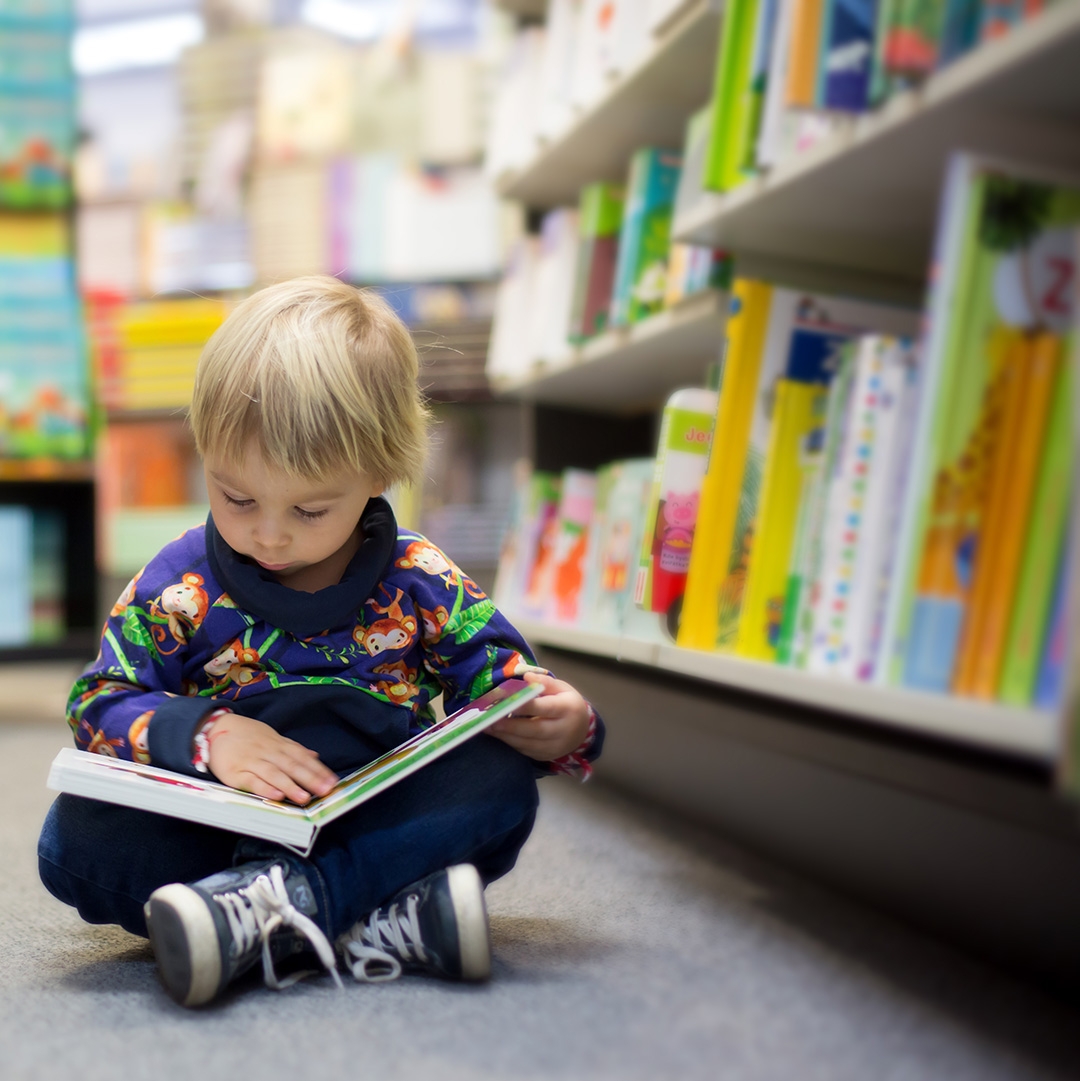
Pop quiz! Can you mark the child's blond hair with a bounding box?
[190,276,428,487]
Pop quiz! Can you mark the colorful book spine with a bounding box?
[899,164,1080,694]
[776,342,856,666]
[938,0,982,67]
[679,280,774,652]
[518,473,563,620]
[852,338,922,680]
[735,380,827,661]
[635,386,718,627]
[879,154,989,687]
[956,332,1060,698]
[818,0,878,112]
[704,0,763,193]
[998,358,1072,704]
[786,0,826,107]
[610,148,681,328]
[568,182,625,343]
[882,0,946,79]
[741,0,780,172]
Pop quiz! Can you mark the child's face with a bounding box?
[204,445,383,590]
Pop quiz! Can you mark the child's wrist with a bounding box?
[192,708,231,774]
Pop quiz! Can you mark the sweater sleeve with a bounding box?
[67,549,223,776]
[399,536,604,775]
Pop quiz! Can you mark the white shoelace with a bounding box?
[337,894,427,983]
[213,865,343,991]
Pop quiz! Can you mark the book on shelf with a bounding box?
[568,182,625,344]
[47,679,543,858]
[817,0,878,112]
[998,360,1072,705]
[635,385,718,635]
[0,505,65,647]
[546,468,598,625]
[610,147,682,329]
[1033,557,1067,711]
[887,153,1080,696]
[678,279,919,653]
[734,378,827,661]
[528,208,581,364]
[581,458,656,635]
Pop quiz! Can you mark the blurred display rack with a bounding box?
[493,0,547,17]
[512,617,1060,763]
[675,0,1080,280]
[495,288,726,410]
[0,459,95,482]
[495,0,721,208]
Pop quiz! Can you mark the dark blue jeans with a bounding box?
[38,735,540,941]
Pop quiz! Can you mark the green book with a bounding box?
[998,359,1073,705]
[702,0,761,194]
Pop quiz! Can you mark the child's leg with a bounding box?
[38,794,241,937]
[294,733,540,940]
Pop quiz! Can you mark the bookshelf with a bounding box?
[487,3,1080,986]
[495,0,721,207]
[674,2,1080,280]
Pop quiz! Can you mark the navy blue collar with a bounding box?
[205,496,398,638]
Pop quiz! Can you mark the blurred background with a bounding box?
[6,0,1080,1026]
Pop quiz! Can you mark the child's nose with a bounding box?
[252,515,289,549]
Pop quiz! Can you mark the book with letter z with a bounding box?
[47,679,544,857]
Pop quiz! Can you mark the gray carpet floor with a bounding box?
[3,716,1080,1081]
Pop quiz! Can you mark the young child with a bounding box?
[37,276,603,1007]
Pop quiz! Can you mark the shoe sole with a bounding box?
[446,864,491,981]
[145,884,223,1007]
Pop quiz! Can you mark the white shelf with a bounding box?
[496,0,721,208]
[493,289,726,411]
[513,617,1061,764]
[675,1,1080,281]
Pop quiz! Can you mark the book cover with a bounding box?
[584,458,656,635]
[776,342,856,666]
[819,0,879,112]
[898,160,1080,694]
[518,472,563,620]
[938,0,982,67]
[758,0,797,168]
[850,338,922,680]
[713,291,915,650]
[785,0,826,107]
[610,149,681,328]
[735,380,827,661]
[47,680,543,858]
[956,332,1060,698]
[741,0,780,173]
[547,469,598,625]
[568,182,624,343]
[998,356,1071,704]
[882,0,946,79]
[0,506,32,646]
[635,387,718,633]
[678,280,773,652]
[704,0,763,193]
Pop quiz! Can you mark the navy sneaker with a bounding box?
[145,859,342,1007]
[336,864,490,983]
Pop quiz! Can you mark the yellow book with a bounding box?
[735,380,825,661]
[678,279,773,651]
[785,0,824,108]
[967,332,1060,699]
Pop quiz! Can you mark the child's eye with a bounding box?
[222,492,253,508]
[295,507,328,521]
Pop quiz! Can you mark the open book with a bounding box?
[47,679,543,857]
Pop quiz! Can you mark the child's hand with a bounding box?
[488,672,592,762]
[206,713,338,805]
